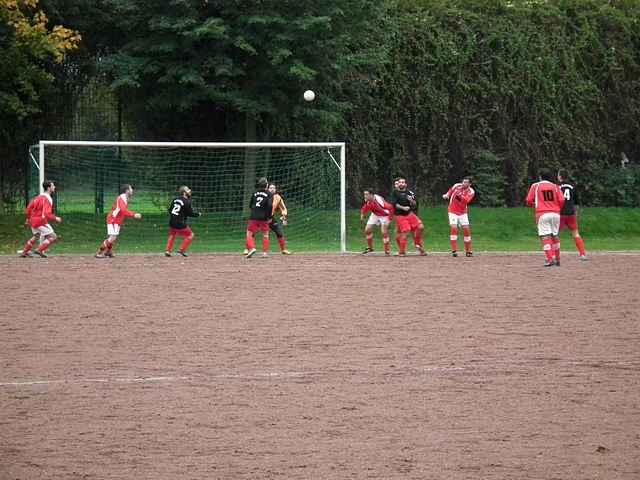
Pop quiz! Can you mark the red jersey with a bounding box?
[445,184,475,215]
[361,194,393,218]
[25,193,56,228]
[525,180,565,221]
[106,193,137,225]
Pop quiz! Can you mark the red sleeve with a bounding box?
[556,185,565,209]
[360,202,370,215]
[463,189,475,204]
[25,198,36,218]
[525,184,536,206]
[45,206,57,221]
[119,197,136,218]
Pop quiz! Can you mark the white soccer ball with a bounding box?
[303,90,315,102]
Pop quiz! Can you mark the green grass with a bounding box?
[2,207,639,255]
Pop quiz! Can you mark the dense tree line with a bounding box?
[1,0,639,211]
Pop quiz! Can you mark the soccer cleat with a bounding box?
[543,260,555,267]
[579,255,588,261]
[104,251,113,258]
[465,251,473,257]
[33,250,48,258]
[242,248,249,256]
[395,252,407,257]
[20,252,33,258]
[164,251,172,257]
[384,250,391,256]
[451,251,458,257]
[177,251,189,257]
[554,258,560,266]
[262,252,269,257]
[281,249,292,255]
[95,253,106,259]
[362,247,374,255]
[246,248,257,258]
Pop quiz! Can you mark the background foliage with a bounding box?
[1,0,640,211]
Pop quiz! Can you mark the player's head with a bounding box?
[557,169,569,183]
[363,189,375,201]
[178,186,192,197]
[257,177,268,190]
[268,183,277,195]
[461,177,472,189]
[42,180,56,193]
[539,169,553,182]
[395,177,407,190]
[120,184,134,197]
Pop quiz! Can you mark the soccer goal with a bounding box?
[29,141,347,253]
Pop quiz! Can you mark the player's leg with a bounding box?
[177,227,194,256]
[36,231,57,256]
[270,221,289,253]
[549,213,561,265]
[412,215,426,255]
[566,216,587,259]
[33,225,56,257]
[395,217,409,256]
[165,228,178,256]
[538,214,556,266]
[245,221,258,257]
[363,223,375,254]
[261,222,270,255]
[21,230,40,257]
[448,213,459,256]
[97,224,119,257]
[460,215,472,257]
[572,229,586,259]
[380,221,391,255]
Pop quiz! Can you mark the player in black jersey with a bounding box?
[245,177,273,258]
[165,186,201,257]
[557,170,587,260]
[389,177,425,256]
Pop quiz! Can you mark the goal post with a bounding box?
[33,141,347,253]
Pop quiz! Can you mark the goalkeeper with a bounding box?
[268,183,291,254]
[165,186,201,257]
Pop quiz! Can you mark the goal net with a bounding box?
[29,141,346,253]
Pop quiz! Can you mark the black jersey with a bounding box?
[390,188,418,216]
[559,183,578,215]
[250,190,273,221]
[168,195,199,229]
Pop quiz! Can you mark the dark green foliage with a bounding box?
[469,150,505,207]
[2,0,640,211]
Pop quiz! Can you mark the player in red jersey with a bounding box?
[19,180,62,258]
[95,184,142,258]
[557,170,587,261]
[442,177,475,257]
[525,169,565,267]
[245,177,273,258]
[360,189,393,255]
[165,186,200,257]
[390,177,425,256]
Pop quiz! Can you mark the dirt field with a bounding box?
[1,252,639,479]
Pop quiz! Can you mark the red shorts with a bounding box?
[396,213,422,233]
[247,219,270,233]
[559,215,578,231]
[169,226,193,237]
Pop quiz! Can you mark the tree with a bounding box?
[0,0,79,210]
[0,0,80,138]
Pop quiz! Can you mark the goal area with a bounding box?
[29,141,346,253]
